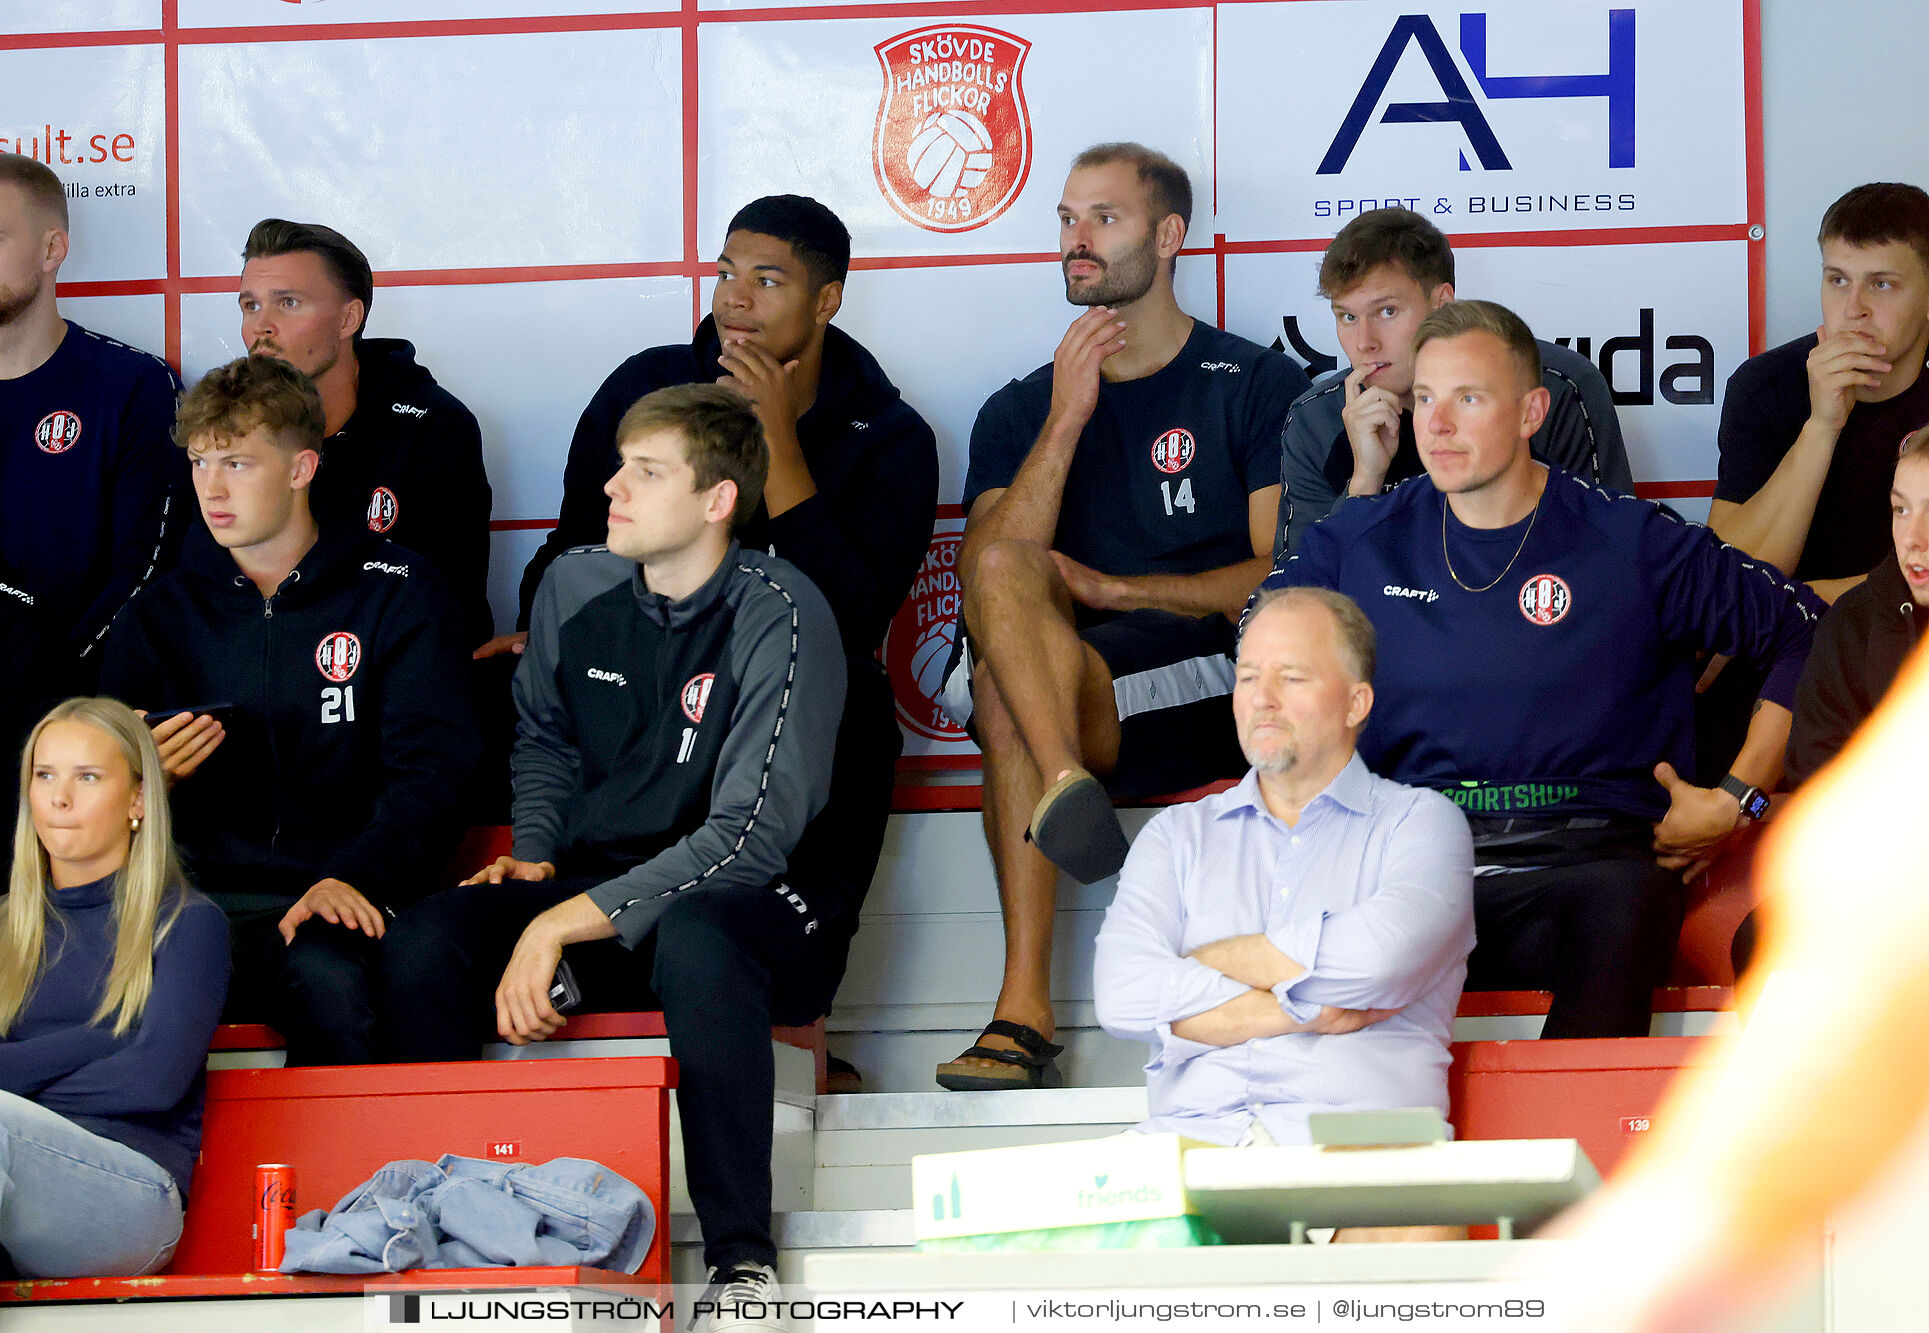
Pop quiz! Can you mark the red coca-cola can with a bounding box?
[254,1164,297,1271]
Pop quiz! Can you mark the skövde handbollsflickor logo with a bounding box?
[1518,573,1571,627]
[1151,428,1195,475]
[882,530,966,742]
[681,673,715,724]
[874,26,1031,232]
[35,410,82,455]
[366,486,399,533]
[315,631,362,682]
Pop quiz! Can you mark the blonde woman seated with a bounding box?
[0,698,229,1277]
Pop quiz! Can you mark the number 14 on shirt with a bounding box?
[1160,478,1196,516]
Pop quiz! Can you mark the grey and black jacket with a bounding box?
[512,542,847,948]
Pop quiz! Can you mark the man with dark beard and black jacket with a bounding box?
[497,196,938,1077]
[238,218,494,651]
[384,385,845,1323]
[100,356,477,1067]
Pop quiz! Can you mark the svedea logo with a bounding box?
[883,531,965,742]
[874,26,1031,232]
[1320,10,1635,174]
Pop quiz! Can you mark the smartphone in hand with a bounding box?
[548,959,584,1015]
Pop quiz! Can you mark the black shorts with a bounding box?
[940,607,1244,801]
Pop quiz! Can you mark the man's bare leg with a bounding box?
[944,538,1120,1075]
[965,539,1114,782]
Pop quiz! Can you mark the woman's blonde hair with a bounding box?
[1,698,188,1036]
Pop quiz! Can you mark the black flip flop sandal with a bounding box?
[935,1019,1065,1091]
[1026,771,1128,884]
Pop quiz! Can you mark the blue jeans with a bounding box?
[0,1091,183,1277]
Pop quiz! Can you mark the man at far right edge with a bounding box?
[1700,184,1929,777]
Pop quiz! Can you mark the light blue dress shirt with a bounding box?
[1093,754,1475,1146]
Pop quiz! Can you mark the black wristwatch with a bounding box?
[1719,774,1771,822]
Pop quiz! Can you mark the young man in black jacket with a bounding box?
[498,195,938,1054]
[100,356,477,1066]
[384,385,846,1320]
[0,153,185,810]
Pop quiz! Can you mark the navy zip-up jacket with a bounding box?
[514,543,845,948]
[99,523,478,906]
[516,317,939,658]
[312,337,494,648]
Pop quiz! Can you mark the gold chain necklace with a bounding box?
[1441,488,1543,593]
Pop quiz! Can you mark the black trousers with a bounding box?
[380,875,837,1272]
[217,895,383,1066]
[1466,860,1685,1038]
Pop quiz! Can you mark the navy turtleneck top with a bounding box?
[0,873,229,1193]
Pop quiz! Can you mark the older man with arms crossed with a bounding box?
[1096,586,1473,1240]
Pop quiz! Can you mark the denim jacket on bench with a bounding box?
[280,1154,654,1274]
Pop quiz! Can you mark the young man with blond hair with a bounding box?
[99,355,475,1067]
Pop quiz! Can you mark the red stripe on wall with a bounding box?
[170,14,682,46]
[0,29,163,51]
[1633,480,1717,500]
[851,245,1214,273]
[371,262,691,288]
[682,0,703,330]
[718,0,1204,23]
[54,279,174,299]
[489,519,561,532]
[161,0,181,371]
[1742,0,1767,356]
[1223,225,1753,258]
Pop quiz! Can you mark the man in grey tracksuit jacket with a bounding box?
[381,385,847,1288]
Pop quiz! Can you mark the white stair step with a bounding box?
[671,1209,916,1249]
[811,1163,918,1212]
[817,1121,1138,1167]
[817,1085,1148,1131]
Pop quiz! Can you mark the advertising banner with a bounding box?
[1218,0,1748,239]
[8,0,1758,757]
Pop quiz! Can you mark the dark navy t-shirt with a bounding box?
[1264,469,1823,822]
[1716,333,1929,581]
[966,322,1306,587]
[0,321,184,663]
